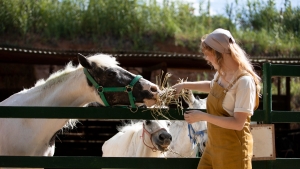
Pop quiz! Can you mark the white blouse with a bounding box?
[210,71,257,116]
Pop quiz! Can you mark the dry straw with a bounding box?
[148,71,190,119]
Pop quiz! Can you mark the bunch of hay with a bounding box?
[149,72,190,119]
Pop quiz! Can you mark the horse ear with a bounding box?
[145,120,152,125]
[78,53,92,69]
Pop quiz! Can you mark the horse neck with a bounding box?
[168,122,197,157]
[44,69,103,106]
[0,69,95,156]
[192,121,207,131]
[15,69,101,107]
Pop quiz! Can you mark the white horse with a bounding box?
[102,120,172,157]
[167,90,208,157]
[0,54,160,169]
[101,90,208,159]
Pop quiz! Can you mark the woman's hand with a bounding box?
[171,83,185,95]
[184,110,206,124]
[184,110,249,130]
[171,81,211,95]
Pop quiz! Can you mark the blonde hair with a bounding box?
[201,36,261,95]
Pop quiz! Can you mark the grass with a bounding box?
[0,0,300,56]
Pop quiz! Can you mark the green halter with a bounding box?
[83,68,142,109]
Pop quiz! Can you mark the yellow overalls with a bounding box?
[198,73,259,169]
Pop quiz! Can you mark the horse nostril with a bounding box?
[150,86,158,92]
[159,134,164,141]
[159,134,172,141]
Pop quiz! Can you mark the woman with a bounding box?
[172,28,260,169]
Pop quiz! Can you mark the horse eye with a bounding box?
[106,71,116,77]
[145,120,151,125]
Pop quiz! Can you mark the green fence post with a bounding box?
[263,63,273,169]
[263,62,272,124]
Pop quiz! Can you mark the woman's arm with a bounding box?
[184,110,248,131]
[172,81,211,94]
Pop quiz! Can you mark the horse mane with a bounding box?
[34,53,118,90]
[87,53,119,68]
[117,121,143,133]
[34,62,78,88]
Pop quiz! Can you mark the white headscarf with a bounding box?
[204,28,235,54]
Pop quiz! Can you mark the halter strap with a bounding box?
[141,124,167,152]
[83,68,142,108]
[188,124,206,157]
[188,124,205,145]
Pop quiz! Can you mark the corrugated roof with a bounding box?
[252,59,300,64]
[0,47,203,58]
[0,47,299,65]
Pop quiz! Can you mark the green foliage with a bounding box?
[0,0,300,55]
[235,0,300,56]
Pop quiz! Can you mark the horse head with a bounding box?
[182,89,206,109]
[142,120,172,152]
[167,90,207,157]
[78,54,160,108]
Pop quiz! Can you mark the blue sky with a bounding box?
[182,0,300,16]
[66,0,297,15]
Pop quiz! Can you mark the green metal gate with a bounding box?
[0,63,300,168]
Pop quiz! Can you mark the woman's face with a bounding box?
[203,50,219,70]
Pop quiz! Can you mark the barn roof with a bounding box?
[0,47,299,69]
